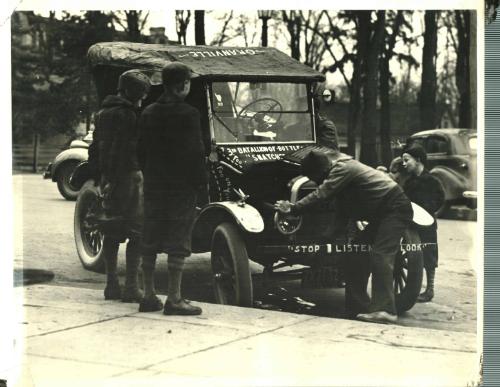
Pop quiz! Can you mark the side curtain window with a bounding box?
[425,136,449,154]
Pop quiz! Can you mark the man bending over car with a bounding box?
[275,149,413,324]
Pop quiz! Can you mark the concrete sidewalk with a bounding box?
[5,284,479,387]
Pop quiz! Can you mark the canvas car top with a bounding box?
[87,42,325,83]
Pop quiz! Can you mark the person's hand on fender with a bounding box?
[274,200,295,214]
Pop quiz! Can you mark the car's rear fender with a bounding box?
[52,148,89,182]
[69,160,94,190]
[191,202,264,253]
[430,165,468,201]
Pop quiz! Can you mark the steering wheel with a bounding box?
[237,98,283,130]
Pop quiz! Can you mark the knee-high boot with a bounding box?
[122,238,144,302]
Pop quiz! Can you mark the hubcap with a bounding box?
[81,198,103,257]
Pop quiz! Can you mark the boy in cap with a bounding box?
[138,62,207,315]
[275,149,413,324]
[88,69,151,302]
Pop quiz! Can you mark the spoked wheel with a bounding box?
[211,222,253,307]
[57,161,79,201]
[74,180,105,273]
[394,227,424,314]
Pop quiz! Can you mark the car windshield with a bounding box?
[210,82,314,144]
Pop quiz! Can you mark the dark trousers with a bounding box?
[345,195,412,316]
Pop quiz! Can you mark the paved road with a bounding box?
[13,174,479,334]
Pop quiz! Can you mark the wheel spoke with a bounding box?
[213,243,237,304]
[400,269,408,284]
[396,276,404,293]
[96,235,102,250]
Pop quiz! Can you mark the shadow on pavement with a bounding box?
[14,268,55,287]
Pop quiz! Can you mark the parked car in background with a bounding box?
[405,128,477,217]
[43,131,91,200]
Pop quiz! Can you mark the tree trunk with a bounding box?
[126,11,141,42]
[175,10,190,45]
[195,10,206,45]
[347,65,361,157]
[469,11,477,129]
[282,11,302,61]
[360,11,385,167]
[379,11,404,167]
[379,55,392,166]
[347,11,370,157]
[419,11,438,131]
[455,10,472,128]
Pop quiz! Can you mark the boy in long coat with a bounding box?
[88,69,150,302]
[138,63,207,315]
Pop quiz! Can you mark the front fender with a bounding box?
[201,202,264,233]
[52,148,89,181]
[69,161,94,190]
[430,166,467,201]
[191,202,264,253]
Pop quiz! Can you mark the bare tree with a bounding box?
[322,11,365,156]
[454,10,472,128]
[282,11,302,60]
[379,11,406,166]
[419,10,439,131]
[112,11,149,42]
[469,10,477,129]
[209,11,234,46]
[299,11,327,70]
[234,14,258,47]
[195,10,206,45]
[359,10,386,166]
[437,21,459,127]
[175,10,191,45]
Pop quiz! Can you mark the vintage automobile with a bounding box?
[43,131,92,200]
[406,128,477,216]
[72,42,430,315]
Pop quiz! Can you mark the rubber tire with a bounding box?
[394,227,424,314]
[211,222,253,307]
[74,180,105,273]
[56,161,80,201]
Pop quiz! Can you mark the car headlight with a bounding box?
[274,212,303,235]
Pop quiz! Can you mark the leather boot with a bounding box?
[417,268,435,302]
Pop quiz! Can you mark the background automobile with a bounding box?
[43,131,91,200]
[405,128,477,216]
